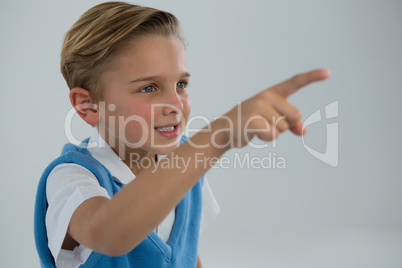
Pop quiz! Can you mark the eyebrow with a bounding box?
[129,72,191,83]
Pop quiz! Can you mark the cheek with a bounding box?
[119,105,153,144]
[122,104,153,130]
[181,95,191,123]
[104,102,151,122]
[127,104,152,121]
[102,101,154,138]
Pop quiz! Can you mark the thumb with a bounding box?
[270,68,330,99]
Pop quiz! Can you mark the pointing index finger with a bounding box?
[270,68,330,98]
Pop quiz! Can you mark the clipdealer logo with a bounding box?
[302,100,339,167]
[64,101,339,168]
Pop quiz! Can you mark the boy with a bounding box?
[34,2,330,267]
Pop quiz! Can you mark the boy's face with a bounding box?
[98,35,191,157]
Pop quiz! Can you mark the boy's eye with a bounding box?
[177,81,187,89]
[140,85,156,93]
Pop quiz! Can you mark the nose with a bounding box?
[162,89,183,116]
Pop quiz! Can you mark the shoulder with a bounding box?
[46,163,101,201]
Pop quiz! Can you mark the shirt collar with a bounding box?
[86,127,135,185]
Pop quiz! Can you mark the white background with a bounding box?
[1,0,402,267]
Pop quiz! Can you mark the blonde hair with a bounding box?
[61,1,184,103]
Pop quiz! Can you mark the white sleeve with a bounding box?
[200,177,220,234]
[45,163,110,264]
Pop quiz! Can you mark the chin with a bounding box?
[152,141,182,156]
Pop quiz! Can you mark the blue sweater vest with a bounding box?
[34,135,204,268]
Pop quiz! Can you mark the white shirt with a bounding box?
[45,128,220,268]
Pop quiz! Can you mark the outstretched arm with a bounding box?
[67,69,330,256]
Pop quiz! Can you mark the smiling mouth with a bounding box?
[154,123,180,132]
[154,123,180,139]
[155,126,175,131]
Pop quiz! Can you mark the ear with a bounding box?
[69,87,99,126]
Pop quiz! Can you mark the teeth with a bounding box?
[156,126,175,131]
